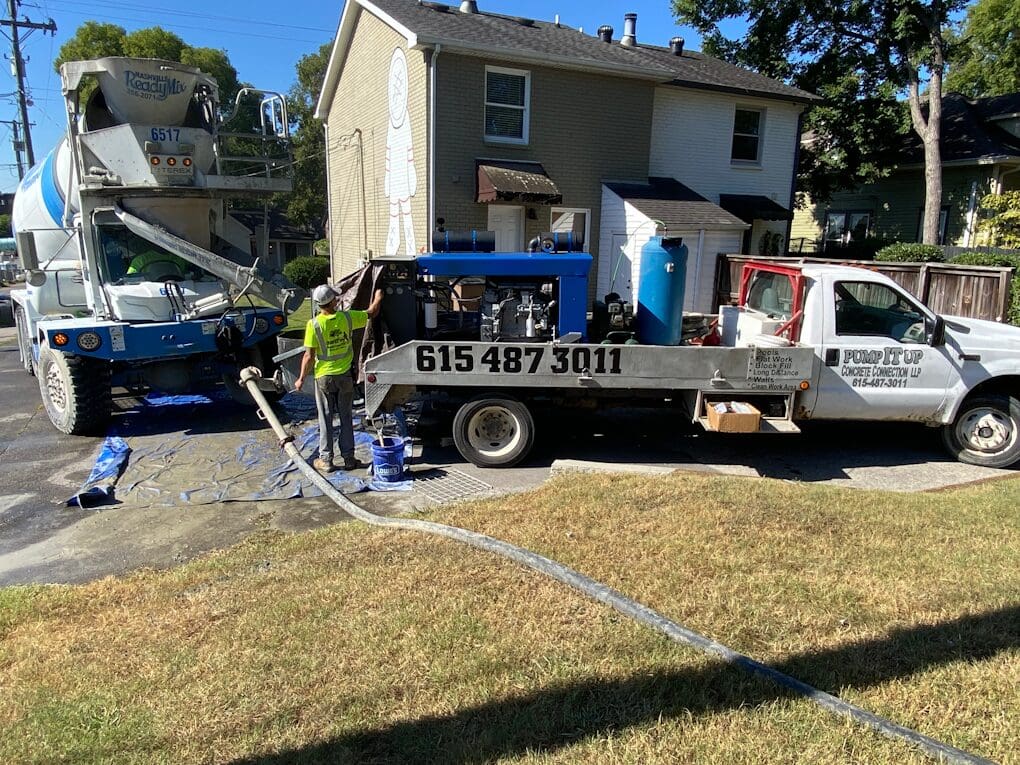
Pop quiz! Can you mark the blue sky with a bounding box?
[1,0,720,192]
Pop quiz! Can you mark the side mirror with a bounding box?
[928,315,945,347]
[16,231,38,271]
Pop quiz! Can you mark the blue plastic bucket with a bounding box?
[371,436,406,482]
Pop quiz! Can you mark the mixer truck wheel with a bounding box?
[453,395,534,467]
[14,307,34,376]
[36,344,112,435]
[941,395,1020,468]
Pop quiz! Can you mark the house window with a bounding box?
[823,211,871,251]
[731,108,763,163]
[549,208,589,250]
[485,66,530,144]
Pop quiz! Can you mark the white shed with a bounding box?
[598,178,748,313]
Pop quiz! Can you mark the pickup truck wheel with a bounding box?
[941,395,1020,468]
[37,344,112,435]
[14,306,34,376]
[453,396,534,467]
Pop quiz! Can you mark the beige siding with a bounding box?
[433,53,653,299]
[325,9,428,278]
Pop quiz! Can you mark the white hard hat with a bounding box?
[312,284,338,306]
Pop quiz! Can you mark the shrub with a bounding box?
[951,250,1020,325]
[976,191,1020,248]
[875,243,945,262]
[314,238,329,256]
[283,256,331,290]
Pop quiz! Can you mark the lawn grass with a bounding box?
[284,297,312,333]
[1,472,1017,764]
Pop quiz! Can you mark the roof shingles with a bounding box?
[366,0,817,103]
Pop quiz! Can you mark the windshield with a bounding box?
[97,225,198,283]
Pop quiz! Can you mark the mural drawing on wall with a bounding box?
[385,47,417,257]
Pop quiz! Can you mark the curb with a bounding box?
[550,459,678,476]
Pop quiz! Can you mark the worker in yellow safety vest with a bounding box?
[294,283,383,473]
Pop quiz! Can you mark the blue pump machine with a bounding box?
[415,251,593,340]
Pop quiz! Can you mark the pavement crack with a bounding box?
[0,404,44,461]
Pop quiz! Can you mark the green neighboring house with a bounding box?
[792,92,1020,252]
[315,0,817,310]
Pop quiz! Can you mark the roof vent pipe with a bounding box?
[670,36,684,56]
[596,24,613,43]
[459,0,478,13]
[621,13,637,47]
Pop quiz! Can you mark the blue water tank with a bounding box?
[636,236,688,345]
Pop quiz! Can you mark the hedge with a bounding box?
[875,243,945,263]
[283,256,331,290]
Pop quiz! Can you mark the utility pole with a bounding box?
[0,0,56,168]
[0,118,24,178]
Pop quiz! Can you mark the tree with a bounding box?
[52,21,125,62]
[675,0,964,244]
[279,43,331,233]
[55,24,240,105]
[945,0,1020,97]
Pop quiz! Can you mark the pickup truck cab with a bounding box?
[745,263,1020,467]
[364,258,1020,468]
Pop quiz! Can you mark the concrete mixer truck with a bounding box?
[10,56,305,435]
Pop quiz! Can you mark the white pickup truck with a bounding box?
[364,260,1020,468]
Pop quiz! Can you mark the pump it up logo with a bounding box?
[124,71,186,101]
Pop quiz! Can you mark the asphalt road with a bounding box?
[0,305,1014,586]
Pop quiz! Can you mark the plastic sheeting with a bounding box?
[69,391,411,508]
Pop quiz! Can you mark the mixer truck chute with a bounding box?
[10,56,305,435]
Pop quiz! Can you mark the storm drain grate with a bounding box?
[415,468,493,503]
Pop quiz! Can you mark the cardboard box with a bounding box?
[705,401,761,433]
[452,280,485,312]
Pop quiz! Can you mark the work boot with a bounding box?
[313,457,335,473]
[342,456,364,471]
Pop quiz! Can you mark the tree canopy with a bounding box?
[55,22,240,104]
[674,0,964,243]
[945,0,1020,98]
[277,43,331,234]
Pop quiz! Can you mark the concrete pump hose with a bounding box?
[239,367,994,765]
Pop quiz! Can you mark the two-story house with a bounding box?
[791,92,1020,252]
[316,0,817,311]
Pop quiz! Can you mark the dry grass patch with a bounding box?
[1,472,1017,764]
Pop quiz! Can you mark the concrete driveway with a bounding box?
[0,317,1014,587]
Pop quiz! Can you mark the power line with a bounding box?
[44,0,333,34]
[38,6,324,44]
[0,0,56,169]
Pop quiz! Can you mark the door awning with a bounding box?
[718,194,791,222]
[476,160,562,204]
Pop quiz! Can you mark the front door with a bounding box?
[807,274,958,420]
[487,205,524,251]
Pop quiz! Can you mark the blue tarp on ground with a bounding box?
[69,392,411,508]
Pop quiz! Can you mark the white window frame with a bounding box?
[485,65,530,145]
[549,207,591,250]
[731,106,765,165]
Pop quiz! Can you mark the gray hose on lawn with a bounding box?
[240,368,993,765]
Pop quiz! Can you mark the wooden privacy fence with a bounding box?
[716,254,1014,323]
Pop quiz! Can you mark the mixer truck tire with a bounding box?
[452,395,534,467]
[941,394,1020,468]
[36,344,112,435]
[14,307,34,376]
